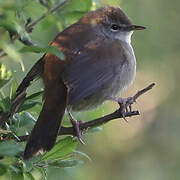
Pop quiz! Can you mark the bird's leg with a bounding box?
[111,83,155,122]
[112,96,136,122]
[67,108,85,144]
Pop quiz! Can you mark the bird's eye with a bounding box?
[111,24,119,32]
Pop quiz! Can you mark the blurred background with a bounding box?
[0,0,180,179]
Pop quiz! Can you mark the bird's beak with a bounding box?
[127,25,146,31]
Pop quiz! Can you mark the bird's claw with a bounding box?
[71,119,85,144]
[116,97,136,122]
[67,109,85,144]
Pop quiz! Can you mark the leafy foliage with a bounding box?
[19,45,65,60]
[0,0,104,179]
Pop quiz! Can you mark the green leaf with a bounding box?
[18,100,41,112]
[26,91,43,101]
[36,167,47,180]
[0,101,7,112]
[10,79,18,99]
[73,150,92,161]
[50,159,83,168]
[0,64,12,89]
[0,79,11,90]
[13,112,36,135]
[0,140,23,157]
[22,161,33,173]
[13,112,36,127]
[41,137,78,161]
[0,22,17,35]
[19,46,65,60]
[9,169,24,180]
[16,91,43,113]
[58,0,92,26]
[9,165,21,174]
[63,0,92,12]
[0,96,11,112]
[59,11,85,25]
[14,22,34,46]
[23,172,35,180]
[1,44,25,71]
[0,163,7,176]
[0,1,23,11]
[0,64,12,79]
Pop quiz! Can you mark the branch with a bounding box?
[133,82,155,100]
[1,83,155,142]
[25,0,70,33]
[7,110,139,142]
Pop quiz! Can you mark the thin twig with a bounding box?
[0,83,155,142]
[134,83,155,100]
[26,0,70,32]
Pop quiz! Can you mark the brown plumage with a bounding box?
[16,6,145,160]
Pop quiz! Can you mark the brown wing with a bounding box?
[63,39,126,105]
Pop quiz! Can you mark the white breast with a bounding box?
[111,32,136,97]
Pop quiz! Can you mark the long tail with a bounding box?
[24,80,67,160]
[16,57,44,96]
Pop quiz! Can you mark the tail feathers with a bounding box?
[24,81,67,160]
[16,57,44,96]
[24,108,64,160]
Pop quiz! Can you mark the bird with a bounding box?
[16,6,145,160]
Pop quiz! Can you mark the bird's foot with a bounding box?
[115,97,136,122]
[67,111,85,144]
